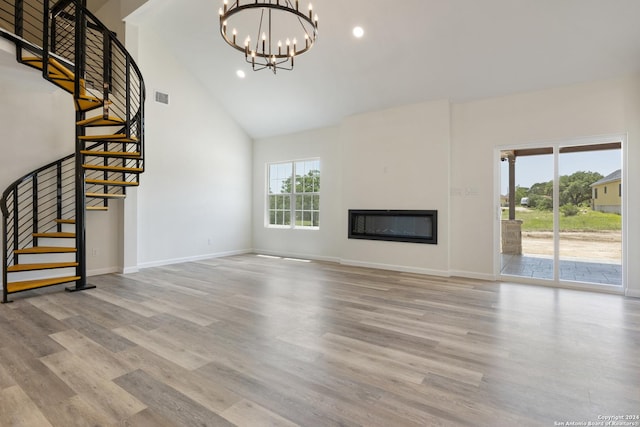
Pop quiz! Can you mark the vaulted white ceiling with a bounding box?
[128,0,640,139]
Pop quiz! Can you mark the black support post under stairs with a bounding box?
[67,0,95,294]
[66,111,95,294]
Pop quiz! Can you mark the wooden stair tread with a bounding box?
[7,262,78,273]
[22,57,65,77]
[21,57,86,96]
[75,96,103,112]
[50,76,86,95]
[83,164,143,173]
[77,116,125,126]
[21,57,103,114]
[81,150,141,158]
[48,58,75,80]
[55,219,76,224]
[7,276,81,294]
[87,206,109,211]
[42,68,69,81]
[22,57,70,77]
[80,133,134,141]
[86,192,126,199]
[22,57,75,80]
[45,68,68,79]
[79,134,138,142]
[33,232,75,238]
[15,247,77,255]
[49,74,74,84]
[85,179,139,187]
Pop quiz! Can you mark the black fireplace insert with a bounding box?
[348,210,437,244]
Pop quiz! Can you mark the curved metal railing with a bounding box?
[1,0,145,298]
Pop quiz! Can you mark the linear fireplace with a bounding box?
[348,210,437,244]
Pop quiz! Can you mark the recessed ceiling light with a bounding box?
[236,69,246,79]
[353,26,364,38]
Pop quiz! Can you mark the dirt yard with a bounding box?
[522,231,622,261]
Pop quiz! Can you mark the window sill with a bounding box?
[266,226,320,231]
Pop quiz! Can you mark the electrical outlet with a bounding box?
[91,248,98,257]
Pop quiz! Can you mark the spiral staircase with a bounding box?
[0,0,145,302]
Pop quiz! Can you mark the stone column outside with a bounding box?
[501,219,523,255]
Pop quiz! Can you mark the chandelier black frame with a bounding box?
[219,0,319,74]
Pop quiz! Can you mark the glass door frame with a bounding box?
[494,134,628,294]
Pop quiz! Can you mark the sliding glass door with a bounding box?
[500,149,554,280]
[500,140,623,288]
[558,146,622,286]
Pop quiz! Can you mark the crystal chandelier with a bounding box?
[219,0,319,74]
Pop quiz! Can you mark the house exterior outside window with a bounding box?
[590,169,621,214]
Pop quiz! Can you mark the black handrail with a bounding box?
[1,153,75,217]
[0,139,107,218]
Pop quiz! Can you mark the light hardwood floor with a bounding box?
[0,254,639,426]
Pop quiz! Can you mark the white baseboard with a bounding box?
[626,288,640,298]
[339,258,450,277]
[137,249,252,270]
[87,267,120,277]
[121,266,140,274]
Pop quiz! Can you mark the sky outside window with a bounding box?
[501,150,620,194]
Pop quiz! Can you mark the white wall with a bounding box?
[89,0,147,274]
[253,126,341,261]
[135,26,253,267]
[339,100,451,275]
[86,201,123,275]
[253,76,640,296]
[91,0,149,41]
[254,100,452,276]
[0,41,73,191]
[450,74,640,296]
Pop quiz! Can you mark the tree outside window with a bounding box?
[267,159,320,228]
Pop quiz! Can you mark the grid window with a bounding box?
[267,159,320,228]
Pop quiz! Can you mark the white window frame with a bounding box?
[266,158,320,230]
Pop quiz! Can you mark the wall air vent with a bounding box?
[155,91,169,105]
